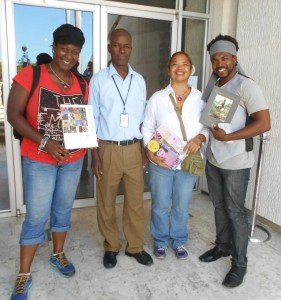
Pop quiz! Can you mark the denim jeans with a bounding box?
[20,157,83,245]
[149,162,197,249]
[206,160,250,267]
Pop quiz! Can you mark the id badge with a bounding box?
[120,113,129,127]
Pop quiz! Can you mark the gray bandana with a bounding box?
[202,40,247,102]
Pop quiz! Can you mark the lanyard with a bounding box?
[112,74,133,112]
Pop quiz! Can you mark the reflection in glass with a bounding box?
[182,18,206,91]
[0,27,10,210]
[183,0,208,13]
[14,4,94,200]
[108,15,172,98]
[108,0,176,9]
[14,5,93,75]
[108,15,172,193]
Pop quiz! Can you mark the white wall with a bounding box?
[206,0,281,226]
[211,0,238,38]
[236,0,281,226]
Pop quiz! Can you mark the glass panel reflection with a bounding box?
[182,18,206,91]
[0,46,10,210]
[108,14,172,194]
[108,0,176,9]
[14,4,94,200]
[183,0,208,13]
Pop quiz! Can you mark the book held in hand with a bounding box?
[147,125,186,170]
[60,104,98,149]
[199,86,241,127]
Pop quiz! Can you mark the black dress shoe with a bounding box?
[103,251,118,269]
[222,266,247,288]
[125,250,153,266]
[199,246,231,262]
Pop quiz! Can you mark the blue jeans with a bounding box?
[20,157,83,245]
[206,160,250,267]
[149,162,197,249]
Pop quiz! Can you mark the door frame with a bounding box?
[1,0,194,216]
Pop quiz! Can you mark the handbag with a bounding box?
[169,93,205,176]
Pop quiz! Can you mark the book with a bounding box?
[199,86,241,127]
[60,104,98,149]
[147,125,186,170]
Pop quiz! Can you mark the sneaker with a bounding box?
[50,252,75,277]
[154,247,167,259]
[11,273,32,300]
[174,246,188,260]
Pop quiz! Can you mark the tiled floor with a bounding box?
[1,193,281,300]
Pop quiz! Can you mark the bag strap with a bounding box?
[71,69,87,100]
[29,65,41,100]
[169,93,187,141]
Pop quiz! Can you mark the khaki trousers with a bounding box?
[97,141,144,253]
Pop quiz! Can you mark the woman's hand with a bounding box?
[184,134,206,154]
[44,139,70,162]
[146,148,169,169]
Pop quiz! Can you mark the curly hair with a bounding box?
[207,34,239,52]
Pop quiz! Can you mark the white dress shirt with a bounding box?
[142,84,208,148]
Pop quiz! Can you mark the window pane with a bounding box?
[108,14,172,98]
[0,23,10,211]
[108,14,172,193]
[183,0,208,13]
[182,18,206,91]
[108,0,176,9]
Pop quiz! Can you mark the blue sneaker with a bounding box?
[11,273,32,300]
[154,247,167,259]
[174,246,188,260]
[50,252,75,277]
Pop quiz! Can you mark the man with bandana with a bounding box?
[199,34,270,288]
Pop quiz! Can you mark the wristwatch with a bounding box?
[38,134,51,152]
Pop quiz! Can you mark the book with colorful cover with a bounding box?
[147,125,186,170]
[60,104,98,149]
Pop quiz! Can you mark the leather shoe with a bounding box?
[199,246,231,262]
[125,250,153,266]
[103,251,118,269]
[222,266,247,288]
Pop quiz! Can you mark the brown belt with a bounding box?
[101,138,140,146]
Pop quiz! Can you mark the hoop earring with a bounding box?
[191,65,196,75]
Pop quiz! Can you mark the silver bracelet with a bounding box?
[38,134,51,152]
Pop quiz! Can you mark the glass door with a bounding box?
[0,0,17,217]
[100,5,178,200]
[4,0,100,214]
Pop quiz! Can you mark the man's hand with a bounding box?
[91,149,103,180]
[142,150,149,168]
[210,125,229,141]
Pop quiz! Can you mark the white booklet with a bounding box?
[60,104,98,149]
